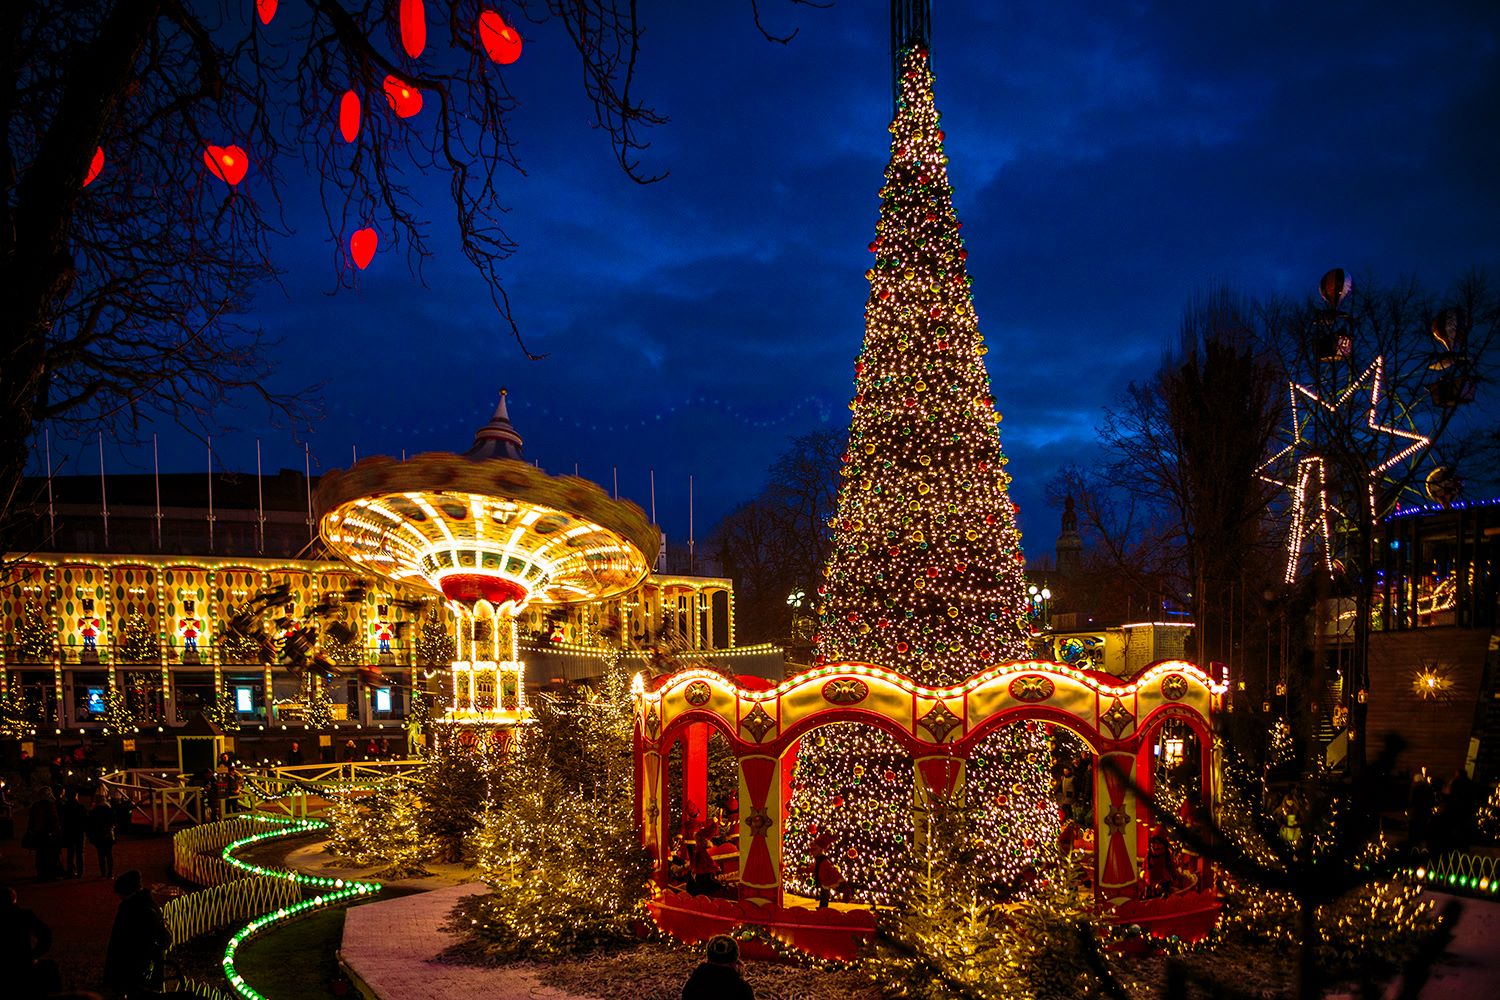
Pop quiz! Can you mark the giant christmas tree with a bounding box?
[784,39,1059,902]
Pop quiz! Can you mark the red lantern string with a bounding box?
[339,91,361,143]
[478,9,522,64]
[203,145,249,186]
[382,75,423,118]
[255,0,277,25]
[350,228,379,270]
[399,0,426,59]
[83,147,105,187]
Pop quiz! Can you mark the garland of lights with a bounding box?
[215,816,383,1000]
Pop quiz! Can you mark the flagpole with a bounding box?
[256,439,266,554]
[613,466,618,500]
[649,469,656,523]
[44,428,56,540]
[98,432,110,549]
[688,474,695,575]
[207,436,215,553]
[153,434,163,549]
[305,443,314,541]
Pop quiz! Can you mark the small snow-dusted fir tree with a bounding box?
[785,44,1058,902]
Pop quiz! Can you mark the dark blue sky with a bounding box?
[38,2,1500,560]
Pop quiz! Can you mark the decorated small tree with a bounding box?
[0,687,38,739]
[304,685,335,732]
[99,686,138,737]
[418,727,495,862]
[373,782,431,878]
[204,690,241,732]
[416,610,455,666]
[453,654,650,958]
[118,610,158,663]
[15,600,54,663]
[869,806,1112,1000]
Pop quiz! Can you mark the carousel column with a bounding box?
[682,721,709,832]
[639,735,670,886]
[1202,730,1222,890]
[1135,734,1156,864]
[737,752,784,906]
[1094,748,1141,900]
[703,591,715,651]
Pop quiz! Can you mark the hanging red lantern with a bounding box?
[350,227,378,270]
[256,0,278,25]
[83,147,104,187]
[203,145,248,186]
[478,9,523,64]
[339,90,361,143]
[382,75,423,118]
[399,0,426,58]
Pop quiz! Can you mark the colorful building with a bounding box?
[2,395,781,734]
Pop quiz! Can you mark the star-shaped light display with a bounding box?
[1259,357,1430,583]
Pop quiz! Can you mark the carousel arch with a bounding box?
[633,659,1226,957]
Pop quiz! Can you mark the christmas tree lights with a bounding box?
[119,610,159,663]
[785,45,1058,901]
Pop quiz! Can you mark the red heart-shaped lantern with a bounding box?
[83,147,104,187]
[204,145,248,186]
[339,90,361,143]
[399,0,426,58]
[350,228,378,270]
[478,10,523,64]
[256,0,277,25]
[382,75,423,118]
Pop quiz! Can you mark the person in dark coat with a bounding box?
[111,790,133,836]
[86,793,117,878]
[103,870,169,997]
[60,789,88,878]
[25,787,62,881]
[682,934,754,1000]
[0,887,59,999]
[286,741,304,766]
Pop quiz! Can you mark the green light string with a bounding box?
[217,815,383,1000]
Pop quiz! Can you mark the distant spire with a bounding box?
[1056,496,1083,576]
[891,0,932,109]
[465,387,526,462]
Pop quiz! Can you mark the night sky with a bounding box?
[35,2,1500,562]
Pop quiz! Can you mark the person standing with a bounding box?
[87,793,117,878]
[24,788,61,881]
[0,887,59,999]
[60,789,87,878]
[104,870,170,997]
[681,934,754,1000]
[287,741,304,766]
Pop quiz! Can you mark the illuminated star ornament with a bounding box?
[1260,356,1430,583]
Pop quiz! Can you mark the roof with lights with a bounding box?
[315,452,657,610]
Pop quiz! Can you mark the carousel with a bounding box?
[315,391,658,728]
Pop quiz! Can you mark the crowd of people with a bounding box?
[3,746,171,999]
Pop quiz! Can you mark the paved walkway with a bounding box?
[340,883,595,1000]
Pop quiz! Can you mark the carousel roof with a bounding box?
[315,453,658,609]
